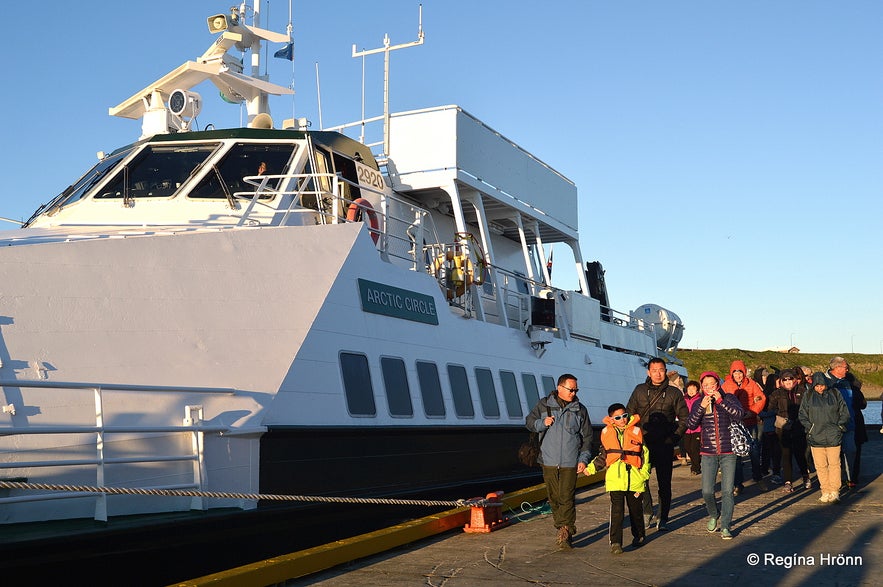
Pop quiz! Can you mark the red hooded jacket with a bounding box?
[721,360,765,427]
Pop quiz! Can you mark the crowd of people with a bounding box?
[525,356,875,555]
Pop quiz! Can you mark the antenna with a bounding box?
[315,62,323,130]
[352,4,425,158]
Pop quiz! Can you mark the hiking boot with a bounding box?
[721,528,733,540]
[556,526,572,549]
[707,517,719,533]
[611,543,623,555]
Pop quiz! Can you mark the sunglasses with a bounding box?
[612,413,629,421]
[560,385,579,393]
[782,377,794,381]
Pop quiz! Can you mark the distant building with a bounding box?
[787,346,800,354]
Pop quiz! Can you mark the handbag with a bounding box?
[775,415,789,429]
[519,406,552,467]
[729,420,756,457]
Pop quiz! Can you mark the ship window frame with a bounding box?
[339,352,376,417]
[474,367,500,418]
[380,356,414,417]
[446,364,475,418]
[499,370,523,418]
[415,360,446,418]
[521,373,541,407]
[187,141,298,201]
[94,143,221,200]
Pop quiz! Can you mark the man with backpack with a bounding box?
[525,373,592,549]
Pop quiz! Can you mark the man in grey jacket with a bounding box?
[525,373,592,549]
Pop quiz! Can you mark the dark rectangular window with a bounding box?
[499,371,523,418]
[340,352,376,416]
[521,373,540,407]
[541,375,557,398]
[380,357,413,417]
[416,361,445,417]
[474,368,500,418]
[447,365,475,418]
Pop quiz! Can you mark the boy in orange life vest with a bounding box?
[584,403,651,555]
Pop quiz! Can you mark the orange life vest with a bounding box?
[600,416,644,469]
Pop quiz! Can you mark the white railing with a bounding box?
[234,172,441,268]
[0,380,234,521]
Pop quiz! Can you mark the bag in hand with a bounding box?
[729,420,757,457]
[518,433,541,467]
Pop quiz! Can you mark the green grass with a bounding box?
[675,348,883,396]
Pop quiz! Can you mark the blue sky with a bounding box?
[2,1,881,354]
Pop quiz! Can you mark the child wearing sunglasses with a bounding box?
[584,403,651,554]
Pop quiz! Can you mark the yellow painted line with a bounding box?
[172,471,604,587]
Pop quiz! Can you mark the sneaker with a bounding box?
[733,485,743,496]
[828,492,840,503]
[656,520,668,532]
[611,543,623,555]
[707,517,719,533]
[847,482,856,488]
[631,536,645,548]
[690,470,700,475]
[804,477,812,490]
[819,493,831,503]
[783,482,793,493]
[770,475,783,485]
[644,514,656,529]
[721,528,733,540]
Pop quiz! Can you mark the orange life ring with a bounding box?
[346,198,379,243]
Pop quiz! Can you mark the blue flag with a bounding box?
[274,42,293,61]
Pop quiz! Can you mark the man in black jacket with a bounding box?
[626,357,688,531]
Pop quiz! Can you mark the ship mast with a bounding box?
[352,4,424,160]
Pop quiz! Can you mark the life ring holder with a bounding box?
[431,233,488,298]
[346,198,379,244]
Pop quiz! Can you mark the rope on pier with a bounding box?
[0,480,489,508]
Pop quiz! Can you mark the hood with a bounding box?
[729,360,748,377]
[811,372,828,389]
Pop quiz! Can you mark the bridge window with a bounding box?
[96,143,219,199]
[189,142,297,199]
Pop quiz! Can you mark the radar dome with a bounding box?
[632,304,684,352]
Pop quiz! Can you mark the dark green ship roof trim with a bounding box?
[119,128,381,170]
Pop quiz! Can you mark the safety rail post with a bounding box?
[93,386,108,522]
[184,405,206,511]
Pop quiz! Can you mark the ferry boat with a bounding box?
[0,3,685,544]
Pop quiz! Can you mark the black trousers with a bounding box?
[609,490,645,546]
[641,441,674,522]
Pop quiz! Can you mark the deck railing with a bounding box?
[0,380,234,522]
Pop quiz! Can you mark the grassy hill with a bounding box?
[675,349,883,397]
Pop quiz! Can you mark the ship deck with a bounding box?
[182,430,881,587]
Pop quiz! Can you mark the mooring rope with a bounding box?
[0,480,489,508]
